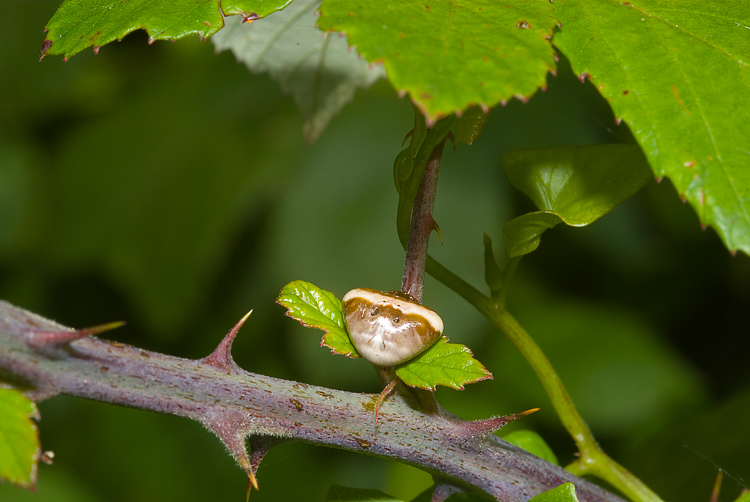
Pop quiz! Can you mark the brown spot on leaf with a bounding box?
[316,390,334,398]
[290,398,304,412]
[623,89,629,95]
[684,160,697,168]
[579,72,589,83]
[516,20,530,29]
[204,21,211,27]
[242,12,259,22]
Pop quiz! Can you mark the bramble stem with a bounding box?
[0,301,626,502]
[401,137,447,302]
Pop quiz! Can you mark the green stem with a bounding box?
[424,256,664,502]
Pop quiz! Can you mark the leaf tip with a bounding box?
[39,39,53,61]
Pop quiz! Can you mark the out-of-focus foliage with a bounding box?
[501,430,559,466]
[1,2,749,501]
[502,144,652,257]
[212,0,385,145]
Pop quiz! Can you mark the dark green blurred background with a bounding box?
[2,2,749,501]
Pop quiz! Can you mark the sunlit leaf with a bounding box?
[41,0,293,60]
[0,389,40,490]
[213,0,385,144]
[502,144,652,257]
[530,483,579,502]
[395,337,492,391]
[276,280,360,358]
[317,0,558,122]
[554,0,750,255]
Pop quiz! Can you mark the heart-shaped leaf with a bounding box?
[395,337,492,391]
[40,0,293,60]
[503,144,653,257]
[0,389,40,490]
[317,0,559,123]
[553,0,750,254]
[277,280,360,358]
[213,0,385,144]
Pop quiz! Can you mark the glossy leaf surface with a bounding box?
[0,389,40,490]
[41,0,292,60]
[317,0,558,122]
[503,144,653,257]
[213,0,385,144]
[530,483,579,502]
[554,0,750,254]
[502,430,559,466]
[395,337,492,391]
[277,280,360,358]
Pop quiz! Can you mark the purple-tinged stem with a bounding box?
[0,301,626,502]
[402,138,447,303]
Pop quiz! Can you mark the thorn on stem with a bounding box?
[375,379,398,424]
[459,408,540,438]
[430,215,443,244]
[200,310,252,372]
[27,321,125,350]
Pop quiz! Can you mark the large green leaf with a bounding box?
[395,337,492,391]
[41,0,293,60]
[0,389,40,490]
[317,0,558,123]
[213,0,385,145]
[553,0,750,255]
[502,144,653,257]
